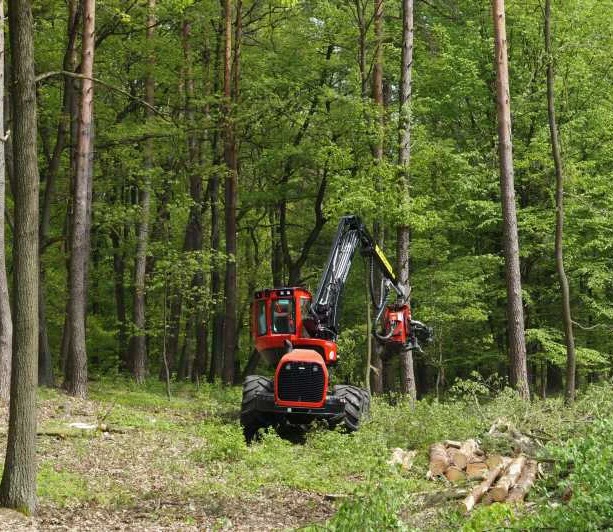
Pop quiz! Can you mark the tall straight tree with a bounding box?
[129,0,156,383]
[0,0,39,512]
[39,0,79,388]
[544,0,575,404]
[65,0,96,398]
[492,0,529,400]
[369,0,385,394]
[222,0,238,385]
[396,0,416,401]
[0,0,12,401]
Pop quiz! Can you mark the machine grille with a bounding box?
[277,361,325,403]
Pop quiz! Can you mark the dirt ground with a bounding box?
[0,394,336,531]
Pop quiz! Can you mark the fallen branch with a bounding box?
[507,460,537,503]
[489,455,527,502]
[461,457,510,513]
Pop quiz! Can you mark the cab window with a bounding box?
[300,297,312,337]
[257,300,267,335]
[272,299,295,334]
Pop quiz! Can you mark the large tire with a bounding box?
[331,385,370,432]
[240,375,274,442]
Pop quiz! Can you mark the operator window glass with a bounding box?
[272,298,295,334]
[257,300,267,335]
[300,297,312,337]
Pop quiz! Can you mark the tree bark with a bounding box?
[492,0,529,400]
[506,459,537,502]
[129,0,156,383]
[0,0,12,402]
[397,0,416,401]
[221,0,238,385]
[0,0,39,513]
[208,19,224,383]
[38,0,79,388]
[489,455,527,502]
[370,0,384,395]
[544,0,575,405]
[64,0,96,398]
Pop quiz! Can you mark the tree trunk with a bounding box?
[38,1,79,388]
[355,0,368,98]
[397,0,416,402]
[544,0,575,405]
[0,0,11,402]
[0,0,39,513]
[129,0,156,383]
[492,0,529,400]
[221,0,238,385]
[208,19,224,383]
[64,0,96,398]
[182,18,208,383]
[110,227,127,366]
[370,0,384,395]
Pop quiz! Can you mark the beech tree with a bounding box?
[222,0,238,385]
[0,0,12,401]
[129,0,156,383]
[0,0,39,513]
[544,0,576,404]
[492,0,529,400]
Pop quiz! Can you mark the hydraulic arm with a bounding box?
[308,215,407,340]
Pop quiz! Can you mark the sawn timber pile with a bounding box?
[427,439,538,513]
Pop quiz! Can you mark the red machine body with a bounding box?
[252,287,338,368]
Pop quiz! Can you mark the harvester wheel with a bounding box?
[240,375,274,442]
[331,385,369,432]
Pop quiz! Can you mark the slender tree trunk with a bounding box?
[182,18,208,382]
[222,0,238,385]
[0,0,39,513]
[111,228,127,364]
[370,0,384,395]
[38,0,79,387]
[65,0,96,398]
[208,20,224,383]
[397,0,416,401]
[492,0,529,400]
[0,0,11,402]
[544,0,575,405]
[129,0,156,383]
[355,0,368,98]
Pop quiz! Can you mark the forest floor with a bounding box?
[0,376,610,531]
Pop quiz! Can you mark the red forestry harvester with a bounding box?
[241,215,432,440]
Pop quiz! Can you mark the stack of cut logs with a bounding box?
[428,439,537,513]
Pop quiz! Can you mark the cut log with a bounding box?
[466,461,488,480]
[429,443,449,476]
[444,440,462,449]
[460,457,510,513]
[450,439,479,470]
[507,460,537,503]
[489,455,527,502]
[445,466,466,482]
[486,454,504,469]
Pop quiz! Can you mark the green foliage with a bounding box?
[517,417,613,530]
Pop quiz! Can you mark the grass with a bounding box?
[8,375,613,529]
